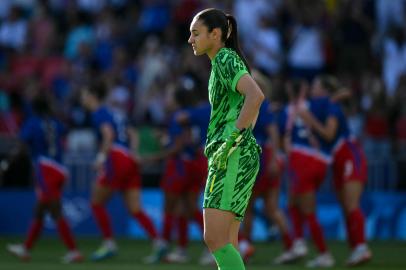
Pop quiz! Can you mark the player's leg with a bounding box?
[124,188,158,239]
[142,191,176,264]
[274,197,306,265]
[203,145,259,270]
[7,201,47,261]
[48,200,83,263]
[299,192,334,268]
[166,196,190,263]
[265,187,293,251]
[340,181,371,266]
[204,208,246,270]
[90,183,116,261]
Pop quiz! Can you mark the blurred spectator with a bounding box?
[362,76,391,159]
[375,0,406,36]
[334,0,374,76]
[382,26,406,97]
[29,3,56,56]
[0,5,28,51]
[251,14,283,76]
[64,11,95,60]
[286,1,325,81]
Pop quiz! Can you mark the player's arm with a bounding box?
[235,74,265,130]
[297,109,338,142]
[212,75,264,169]
[144,133,185,162]
[127,125,140,160]
[266,123,281,175]
[330,87,352,103]
[175,111,190,125]
[95,123,114,168]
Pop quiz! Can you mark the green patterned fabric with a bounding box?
[204,47,253,157]
[204,144,260,221]
[202,47,261,220]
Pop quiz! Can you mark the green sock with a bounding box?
[212,243,245,270]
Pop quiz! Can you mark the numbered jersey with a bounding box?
[19,115,65,162]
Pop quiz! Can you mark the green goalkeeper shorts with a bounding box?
[203,143,260,221]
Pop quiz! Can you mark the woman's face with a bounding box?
[80,89,94,111]
[188,18,213,56]
[311,78,325,97]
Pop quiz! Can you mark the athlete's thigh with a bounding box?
[123,188,141,213]
[204,145,260,221]
[229,219,241,249]
[91,182,114,204]
[341,181,364,212]
[203,208,235,251]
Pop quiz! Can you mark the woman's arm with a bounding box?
[298,109,338,142]
[235,74,265,130]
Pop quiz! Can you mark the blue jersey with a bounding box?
[183,102,210,147]
[278,97,332,159]
[329,101,350,141]
[168,111,197,159]
[19,115,65,162]
[278,103,313,148]
[91,106,129,147]
[253,100,273,146]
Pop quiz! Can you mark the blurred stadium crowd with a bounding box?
[0,0,405,190]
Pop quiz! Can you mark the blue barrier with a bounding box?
[0,189,405,240]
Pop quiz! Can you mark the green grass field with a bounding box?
[1,237,405,270]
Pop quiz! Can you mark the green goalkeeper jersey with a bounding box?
[205,47,252,157]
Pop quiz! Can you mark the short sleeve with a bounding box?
[215,49,249,92]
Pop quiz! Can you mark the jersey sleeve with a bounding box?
[215,49,249,92]
[92,109,112,131]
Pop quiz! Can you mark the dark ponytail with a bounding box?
[225,14,250,72]
[196,8,250,72]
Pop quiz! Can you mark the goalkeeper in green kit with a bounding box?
[188,8,265,270]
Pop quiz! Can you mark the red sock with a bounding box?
[24,219,43,250]
[347,208,366,247]
[91,204,113,239]
[288,206,303,239]
[282,231,293,250]
[56,218,77,250]
[345,217,356,248]
[133,211,158,239]
[193,210,204,231]
[178,216,188,248]
[305,213,327,253]
[162,213,173,242]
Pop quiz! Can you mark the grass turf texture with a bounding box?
[1,237,405,269]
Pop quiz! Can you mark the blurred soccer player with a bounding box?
[6,95,83,263]
[143,88,209,264]
[189,8,264,270]
[277,80,334,267]
[297,76,371,266]
[239,70,292,263]
[174,97,212,265]
[81,81,162,261]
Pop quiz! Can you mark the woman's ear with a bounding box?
[211,28,221,41]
